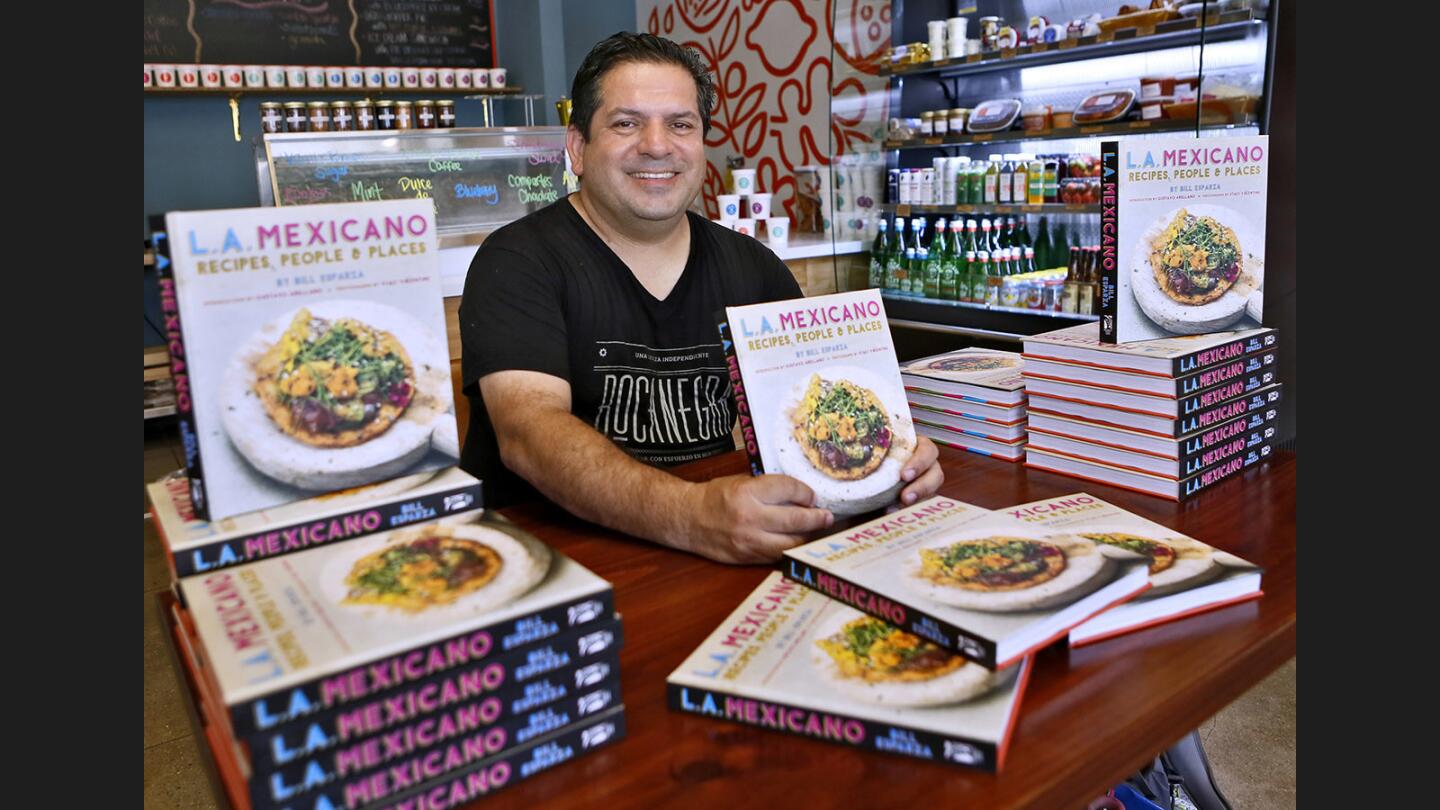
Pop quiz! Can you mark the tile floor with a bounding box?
[141,424,1295,809]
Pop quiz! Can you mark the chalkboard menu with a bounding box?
[263,128,577,236]
[143,0,494,67]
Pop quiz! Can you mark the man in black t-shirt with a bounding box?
[459,33,942,563]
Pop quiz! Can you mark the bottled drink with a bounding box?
[910,247,928,296]
[885,216,907,290]
[1053,219,1070,260]
[1067,246,1082,282]
[868,218,888,288]
[979,218,994,258]
[941,220,964,300]
[1024,246,1038,275]
[1027,154,1045,205]
[982,251,1001,306]
[1014,215,1032,248]
[1044,155,1060,203]
[923,218,947,298]
[964,218,980,257]
[900,247,915,294]
[961,250,978,303]
[968,162,985,205]
[983,154,1002,204]
[998,154,1014,204]
[1034,215,1054,270]
[1012,154,1028,205]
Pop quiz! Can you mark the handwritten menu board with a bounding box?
[265,129,576,235]
[143,0,494,67]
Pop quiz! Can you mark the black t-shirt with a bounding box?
[459,198,802,507]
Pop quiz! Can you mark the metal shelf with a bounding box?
[881,16,1262,80]
[882,292,1097,343]
[884,118,1257,151]
[880,203,1100,216]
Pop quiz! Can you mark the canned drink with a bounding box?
[887,168,900,205]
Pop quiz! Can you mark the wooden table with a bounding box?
[476,447,1297,809]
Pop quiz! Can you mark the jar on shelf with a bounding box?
[259,102,284,134]
[999,277,1021,308]
[282,102,309,133]
[415,99,437,129]
[437,99,457,128]
[354,100,376,131]
[374,100,398,130]
[307,101,331,132]
[919,111,936,137]
[394,100,414,130]
[329,100,354,131]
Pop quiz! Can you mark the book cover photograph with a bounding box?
[178,514,613,733]
[985,494,1262,644]
[667,572,1030,772]
[781,497,1150,669]
[147,466,483,578]
[720,289,916,515]
[160,199,458,522]
[1024,322,1278,378]
[1101,135,1269,343]
[899,348,1027,406]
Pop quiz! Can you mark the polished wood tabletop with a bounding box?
[469,446,1298,810]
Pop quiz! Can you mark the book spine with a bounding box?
[153,217,213,522]
[1099,140,1119,344]
[781,557,997,668]
[175,482,484,577]
[1174,384,1282,438]
[1174,349,1278,397]
[246,616,623,769]
[1173,330,1279,376]
[294,706,627,810]
[717,316,764,476]
[1179,441,1276,501]
[667,683,997,771]
[229,589,616,738]
[251,666,623,810]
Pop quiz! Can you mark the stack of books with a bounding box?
[1020,323,1281,501]
[899,348,1028,463]
[668,492,1262,769]
[148,200,626,809]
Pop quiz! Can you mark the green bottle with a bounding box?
[884,217,906,291]
[939,220,962,300]
[868,218,889,289]
[923,218,946,298]
[1034,215,1054,270]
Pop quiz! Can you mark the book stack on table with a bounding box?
[1020,323,1281,501]
[899,349,1029,463]
[148,200,626,810]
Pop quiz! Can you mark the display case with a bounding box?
[829,0,1277,343]
[255,127,577,295]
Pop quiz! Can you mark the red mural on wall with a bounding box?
[641,0,890,227]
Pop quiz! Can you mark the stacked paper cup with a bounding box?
[947,17,969,59]
[927,20,947,61]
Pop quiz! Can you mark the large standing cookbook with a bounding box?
[157,200,458,522]
[1100,135,1269,343]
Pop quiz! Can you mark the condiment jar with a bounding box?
[436,99,457,128]
[307,101,331,132]
[374,100,398,130]
[259,102,284,134]
[282,102,309,132]
[394,100,414,130]
[329,100,354,131]
[414,99,437,129]
[353,100,376,131]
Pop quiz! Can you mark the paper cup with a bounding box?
[327,66,346,87]
[731,168,757,195]
[490,68,507,88]
[748,193,772,219]
[265,66,288,87]
[178,65,200,87]
[402,68,420,88]
[473,68,489,88]
[200,65,222,88]
[734,219,756,237]
[384,67,402,88]
[155,64,177,87]
[457,69,473,89]
[717,194,742,219]
[222,65,244,88]
[143,65,154,88]
[420,68,438,88]
[295,66,317,87]
[346,67,365,88]
[766,217,790,247]
[365,67,384,88]
[439,68,457,88]
[244,65,266,87]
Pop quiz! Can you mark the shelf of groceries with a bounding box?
[880,16,1262,79]
[883,117,1257,151]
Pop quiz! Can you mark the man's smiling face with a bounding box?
[567,61,706,226]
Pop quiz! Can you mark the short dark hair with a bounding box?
[569,32,716,140]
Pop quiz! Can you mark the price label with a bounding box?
[1079,126,1104,134]
[1030,43,1051,53]
[897,204,912,217]
[932,58,950,67]
[972,133,992,141]
[924,137,943,145]
[1096,31,1115,42]
[1128,120,1152,129]
[999,48,1018,59]
[966,53,984,63]
[1057,39,1078,49]
[1136,24,1157,36]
